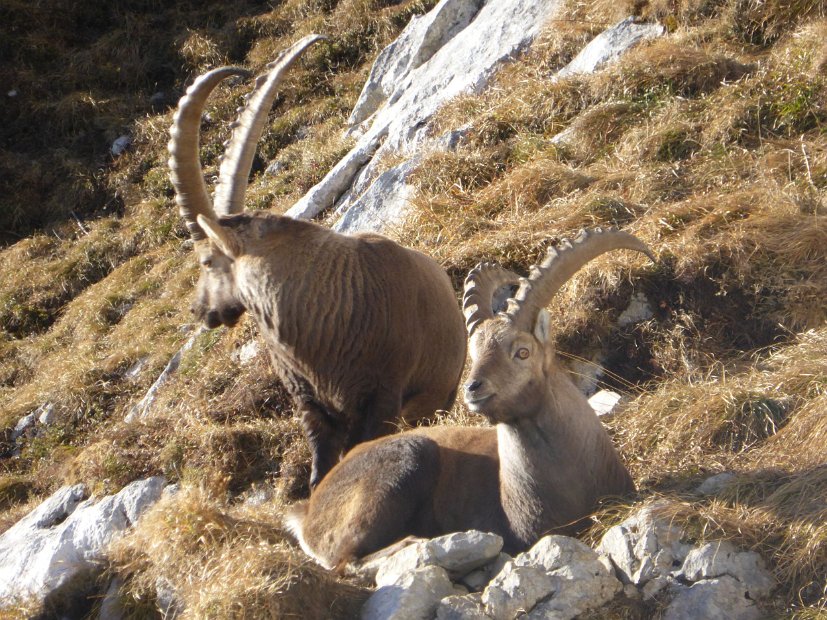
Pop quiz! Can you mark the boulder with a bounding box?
[362,565,455,620]
[597,503,692,586]
[333,158,420,233]
[515,536,622,619]
[664,575,766,620]
[374,530,504,586]
[0,477,166,607]
[435,592,490,619]
[556,17,664,78]
[677,540,774,598]
[125,326,205,422]
[287,0,560,226]
[482,563,558,619]
[347,0,485,131]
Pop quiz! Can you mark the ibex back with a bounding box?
[168,36,466,487]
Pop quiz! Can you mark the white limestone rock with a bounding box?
[664,575,766,620]
[289,0,560,224]
[694,472,737,496]
[588,390,622,416]
[37,402,57,425]
[460,552,512,592]
[618,292,654,327]
[232,340,260,365]
[125,326,205,422]
[556,17,665,78]
[375,530,503,587]
[362,565,455,620]
[333,158,420,233]
[482,562,558,619]
[430,531,504,576]
[347,0,485,130]
[12,412,36,440]
[677,540,774,598]
[597,503,692,586]
[285,134,381,221]
[0,477,166,606]
[436,592,491,619]
[516,536,622,619]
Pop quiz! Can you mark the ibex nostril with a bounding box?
[465,379,482,393]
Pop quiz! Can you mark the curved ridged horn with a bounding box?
[463,263,520,335]
[169,66,251,241]
[505,227,656,329]
[213,34,326,216]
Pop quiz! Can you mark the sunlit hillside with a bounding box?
[0,0,824,617]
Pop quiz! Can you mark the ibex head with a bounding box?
[462,228,655,422]
[167,35,324,328]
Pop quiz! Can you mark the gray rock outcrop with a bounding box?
[556,17,665,78]
[0,477,166,609]
[286,0,561,230]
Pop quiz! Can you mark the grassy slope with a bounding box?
[0,0,825,617]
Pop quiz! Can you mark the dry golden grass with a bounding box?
[108,485,369,618]
[1,0,826,617]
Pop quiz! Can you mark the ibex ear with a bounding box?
[533,309,551,344]
[197,214,241,259]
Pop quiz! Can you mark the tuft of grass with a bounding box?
[109,484,370,618]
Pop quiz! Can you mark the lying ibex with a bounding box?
[168,35,466,487]
[287,228,653,566]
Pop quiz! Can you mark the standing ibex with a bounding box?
[168,35,466,487]
[287,228,653,567]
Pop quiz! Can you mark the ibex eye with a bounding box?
[201,258,212,268]
[516,348,530,360]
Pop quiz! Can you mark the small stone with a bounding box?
[265,161,287,176]
[517,536,622,619]
[618,292,654,327]
[124,357,149,381]
[642,575,669,600]
[12,413,36,440]
[374,541,436,587]
[36,403,56,425]
[110,135,132,157]
[234,340,260,365]
[588,390,622,416]
[430,531,504,576]
[374,531,503,587]
[435,593,490,620]
[460,552,512,591]
[694,472,737,496]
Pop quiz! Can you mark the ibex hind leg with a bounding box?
[299,401,344,489]
[400,387,458,426]
[347,388,403,445]
[301,434,440,568]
